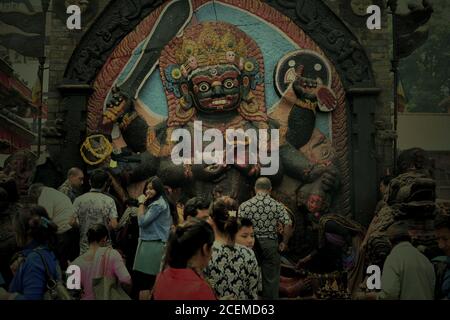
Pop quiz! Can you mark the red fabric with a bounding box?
[0,68,47,118]
[0,72,11,90]
[0,68,31,101]
[0,128,30,150]
[279,276,308,298]
[153,268,217,300]
[10,77,31,102]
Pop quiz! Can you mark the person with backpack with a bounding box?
[0,206,60,300]
[432,214,450,300]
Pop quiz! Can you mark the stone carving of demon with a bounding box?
[96,21,340,234]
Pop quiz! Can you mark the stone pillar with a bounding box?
[348,87,381,225]
[54,84,92,174]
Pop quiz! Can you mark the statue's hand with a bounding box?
[248,164,261,177]
[292,77,337,112]
[308,163,327,182]
[183,164,193,179]
[316,87,337,112]
[233,163,260,177]
[103,86,133,125]
[309,163,338,191]
[191,163,228,181]
[204,163,228,175]
[321,170,338,192]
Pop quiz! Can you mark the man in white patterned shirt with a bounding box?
[238,177,293,299]
[73,169,118,254]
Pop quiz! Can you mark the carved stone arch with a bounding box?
[266,0,376,88]
[60,0,380,224]
[262,0,381,225]
[64,0,376,88]
[63,0,165,85]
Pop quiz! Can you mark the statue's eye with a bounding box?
[198,82,210,92]
[223,79,235,89]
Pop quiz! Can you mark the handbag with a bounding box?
[33,249,73,300]
[92,248,131,300]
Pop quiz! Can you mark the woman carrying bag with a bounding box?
[133,176,173,298]
[0,206,62,300]
[70,224,131,300]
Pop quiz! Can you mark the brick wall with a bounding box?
[46,0,109,142]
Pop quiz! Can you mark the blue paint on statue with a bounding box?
[117,45,144,86]
[110,2,330,137]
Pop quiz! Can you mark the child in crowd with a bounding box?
[205,198,260,300]
[235,218,256,249]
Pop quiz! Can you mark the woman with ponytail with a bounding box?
[153,219,216,300]
[204,197,260,300]
[0,206,59,300]
[70,224,131,300]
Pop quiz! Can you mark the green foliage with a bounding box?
[399,0,450,113]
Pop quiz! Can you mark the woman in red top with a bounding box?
[153,219,216,300]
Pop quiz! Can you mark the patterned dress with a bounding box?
[204,241,260,300]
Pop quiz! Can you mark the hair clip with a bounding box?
[40,216,50,229]
[228,210,237,218]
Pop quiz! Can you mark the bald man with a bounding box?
[239,177,293,299]
[58,167,84,202]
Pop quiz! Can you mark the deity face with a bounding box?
[189,65,242,114]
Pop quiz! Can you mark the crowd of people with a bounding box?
[0,168,295,300]
[0,165,449,301]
